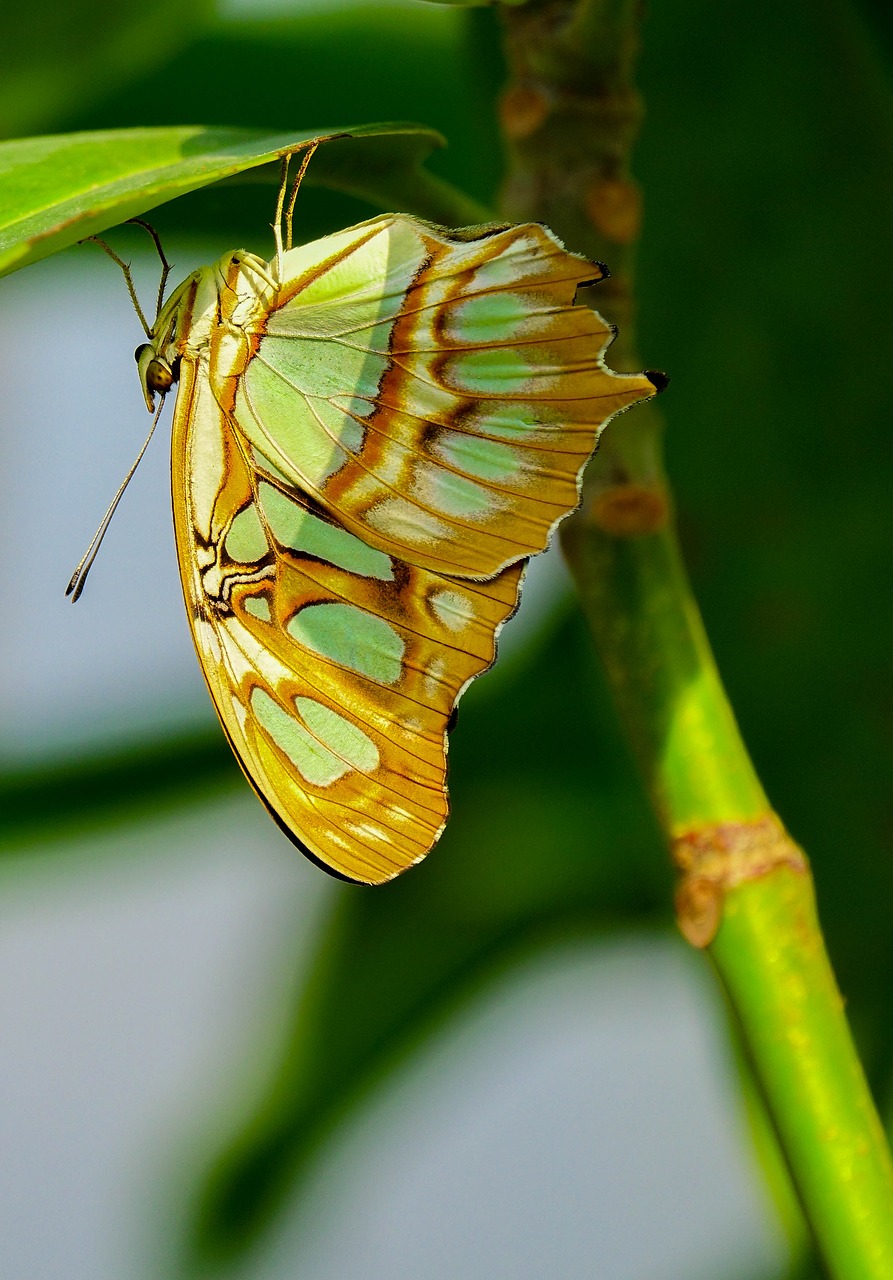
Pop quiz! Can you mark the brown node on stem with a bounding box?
[585,177,642,245]
[675,877,723,951]
[500,84,550,139]
[590,483,669,536]
[672,815,808,948]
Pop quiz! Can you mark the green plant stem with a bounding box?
[718,870,893,1278]
[562,499,769,832]
[496,1,893,1273]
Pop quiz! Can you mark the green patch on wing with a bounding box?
[225,504,268,563]
[258,483,394,580]
[288,603,405,685]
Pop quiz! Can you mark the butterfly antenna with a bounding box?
[284,141,319,252]
[127,218,173,320]
[65,398,165,602]
[82,235,152,338]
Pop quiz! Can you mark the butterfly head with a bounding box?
[135,342,179,413]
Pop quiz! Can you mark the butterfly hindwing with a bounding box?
[171,356,524,883]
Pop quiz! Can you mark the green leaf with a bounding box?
[0,123,489,278]
[70,11,505,222]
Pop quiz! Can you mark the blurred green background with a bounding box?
[1,1,891,1276]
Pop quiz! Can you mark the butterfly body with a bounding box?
[133,214,655,884]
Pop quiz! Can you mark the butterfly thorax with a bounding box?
[136,250,276,412]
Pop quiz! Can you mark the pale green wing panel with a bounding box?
[229,216,425,498]
[270,216,430,332]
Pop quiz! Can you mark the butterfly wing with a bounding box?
[171,355,524,884]
[169,215,656,881]
[215,215,657,580]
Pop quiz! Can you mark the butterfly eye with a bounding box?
[145,356,175,394]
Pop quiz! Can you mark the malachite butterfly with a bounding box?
[73,146,659,885]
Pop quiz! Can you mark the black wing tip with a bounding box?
[576,260,611,290]
[644,368,670,394]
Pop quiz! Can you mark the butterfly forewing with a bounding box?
[159,214,656,882]
[223,216,654,579]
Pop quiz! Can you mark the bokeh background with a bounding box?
[2,1,892,1276]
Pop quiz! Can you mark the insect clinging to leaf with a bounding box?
[69,141,660,884]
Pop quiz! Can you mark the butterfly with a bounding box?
[72,146,658,884]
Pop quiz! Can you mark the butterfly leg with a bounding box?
[127,218,173,318]
[272,142,320,276]
[272,153,291,283]
[284,141,319,252]
[82,235,152,337]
